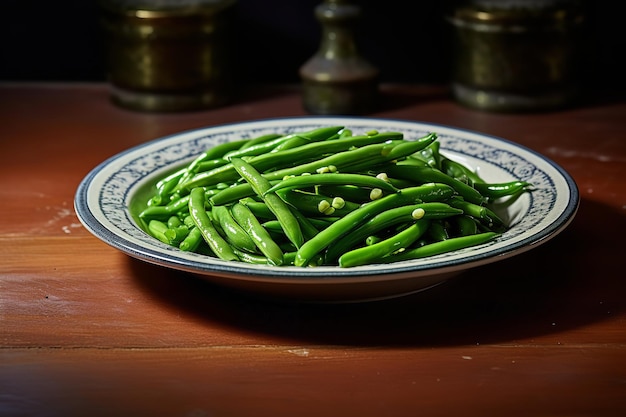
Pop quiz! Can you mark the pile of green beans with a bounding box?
[136,126,532,268]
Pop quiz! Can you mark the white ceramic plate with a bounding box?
[74,117,579,302]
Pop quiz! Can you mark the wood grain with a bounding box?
[1,83,625,417]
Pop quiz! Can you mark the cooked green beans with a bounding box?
[212,205,257,253]
[265,173,398,195]
[324,202,463,263]
[338,220,432,267]
[188,187,239,261]
[136,126,533,268]
[293,183,456,267]
[230,157,304,248]
[230,202,284,266]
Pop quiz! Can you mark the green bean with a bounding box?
[148,219,171,244]
[179,226,203,252]
[230,157,304,248]
[269,135,311,152]
[277,240,298,253]
[208,181,280,207]
[238,133,283,150]
[409,140,442,169]
[257,137,434,185]
[139,195,190,220]
[177,139,251,185]
[282,251,323,266]
[261,142,395,182]
[165,225,190,244]
[473,180,533,201]
[239,198,276,220]
[177,132,403,192]
[188,187,239,261]
[230,202,284,266]
[186,139,387,193]
[275,189,361,217]
[223,136,297,160]
[305,216,338,230]
[248,131,403,170]
[156,167,187,190]
[379,232,500,263]
[448,196,506,231]
[294,183,455,266]
[231,248,270,264]
[324,202,461,262]
[453,214,479,236]
[263,209,320,242]
[261,220,284,234]
[384,133,437,160]
[426,220,450,242]
[316,184,378,203]
[265,172,398,195]
[440,155,484,186]
[332,134,439,173]
[194,158,232,173]
[385,164,486,205]
[183,215,195,228]
[151,173,184,206]
[208,183,257,206]
[212,205,258,253]
[166,216,181,228]
[196,138,251,162]
[338,219,431,267]
[289,208,321,241]
[338,128,352,138]
[224,126,343,159]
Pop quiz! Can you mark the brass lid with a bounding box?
[99,0,236,18]
[449,0,584,25]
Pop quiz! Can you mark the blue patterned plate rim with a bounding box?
[74,116,579,284]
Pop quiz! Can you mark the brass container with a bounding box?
[100,0,237,112]
[299,0,379,115]
[447,1,585,112]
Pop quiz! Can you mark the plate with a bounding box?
[74,117,579,302]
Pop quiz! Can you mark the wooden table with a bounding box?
[2,83,625,417]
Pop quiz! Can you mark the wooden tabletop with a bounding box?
[1,83,625,417]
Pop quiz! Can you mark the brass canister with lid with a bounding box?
[100,0,237,112]
[299,0,379,115]
[447,0,585,112]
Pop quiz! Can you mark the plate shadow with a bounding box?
[129,197,625,347]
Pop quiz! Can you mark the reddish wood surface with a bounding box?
[1,83,625,417]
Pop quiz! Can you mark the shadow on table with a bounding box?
[129,198,625,347]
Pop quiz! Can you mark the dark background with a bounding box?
[1,0,624,95]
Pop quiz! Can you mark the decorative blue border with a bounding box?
[75,116,579,280]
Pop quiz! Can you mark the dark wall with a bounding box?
[1,0,624,93]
